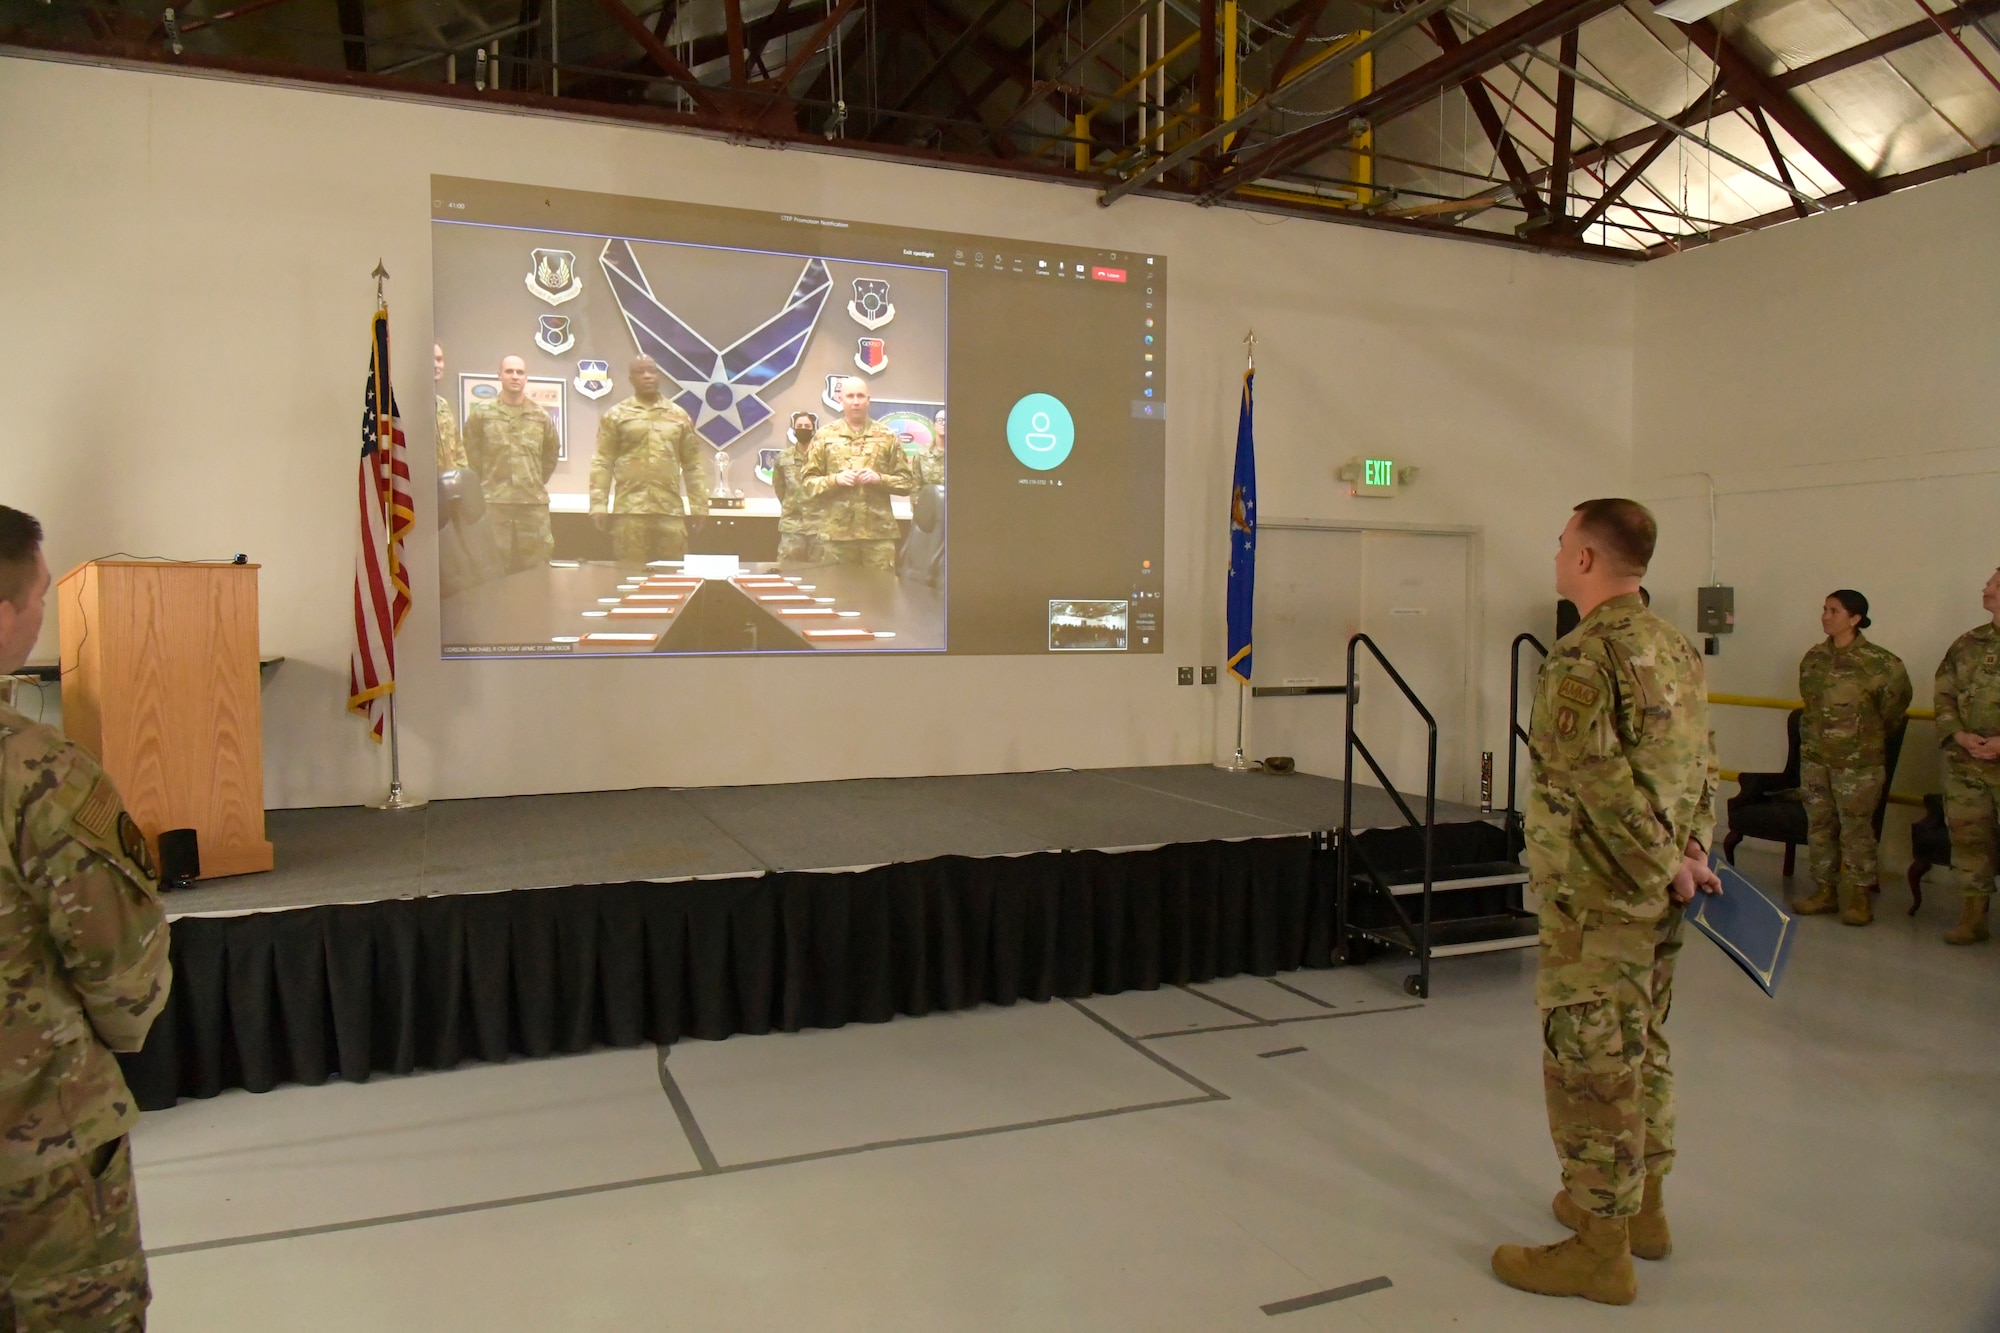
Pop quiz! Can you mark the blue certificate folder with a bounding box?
[1688,858,1797,997]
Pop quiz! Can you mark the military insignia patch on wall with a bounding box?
[1556,706,1578,736]
[118,812,157,878]
[1556,677,1600,707]
[847,278,895,330]
[822,374,847,412]
[535,315,575,356]
[526,248,583,305]
[854,337,888,376]
[573,360,612,400]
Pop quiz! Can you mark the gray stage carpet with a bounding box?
[168,766,1476,917]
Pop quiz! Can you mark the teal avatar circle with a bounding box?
[1006,393,1075,471]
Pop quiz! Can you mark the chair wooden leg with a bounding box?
[1907,860,1927,915]
[1722,831,1742,865]
[1782,843,1795,877]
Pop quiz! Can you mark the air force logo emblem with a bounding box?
[574,359,612,400]
[527,249,583,305]
[847,278,895,330]
[534,314,575,356]
[599,238,832,450]
[855,337,888,376]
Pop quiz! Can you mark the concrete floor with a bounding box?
[130,843,2000,1331]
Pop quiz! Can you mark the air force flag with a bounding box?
[1226,368,1256,684]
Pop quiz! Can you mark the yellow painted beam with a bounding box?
[1075,112,1090,171]
[1349,38,1372,208]
[1709,693,1936,721]
[1222,0,1238,149]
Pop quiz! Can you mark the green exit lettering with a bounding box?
[1364,458,1394,488]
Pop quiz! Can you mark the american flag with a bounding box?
[348,307,413,740]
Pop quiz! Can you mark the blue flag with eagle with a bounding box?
[1226,367,1256,682]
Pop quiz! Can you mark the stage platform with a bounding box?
[167,766,1469,917]
[123,767,1478,1114]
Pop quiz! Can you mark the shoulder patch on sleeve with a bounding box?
[72,776,121,842]
[118,812,158,879]
[1556,677,1600,707]
[1556,706,1578,736]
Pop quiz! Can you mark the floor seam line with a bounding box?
[657,1047,720,1172]
[1065,997,1231,1099]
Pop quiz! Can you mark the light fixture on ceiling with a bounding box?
[1652,0,1742,22]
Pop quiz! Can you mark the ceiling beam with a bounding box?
[334,0,368,71]
[722,0,749,83]
[1571,129,1672,231]
[1547,26,1578,229]
[888,0,1015,114]
[1268,0,1332,88]
[1684,17,1880,197]
[1748,104,1809,219]
[769,0,860,90]
[1202,0,1624,202]
[1425,14,1545,222]
[585,0,720,110]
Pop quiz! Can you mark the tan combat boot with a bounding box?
[1840,891,1874,927]
[1553,1175,1672,1260]
[1492,1210,1637,1305]
[1943,896,1991,945]
[1792,884,1839,916]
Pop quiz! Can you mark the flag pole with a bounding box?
[368,260,426,813]
[1218,330,1257,773]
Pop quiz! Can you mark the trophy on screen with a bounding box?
[710,449,745,509]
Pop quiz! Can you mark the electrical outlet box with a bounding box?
[1178,667,1194,685]
[1201,666,1218,684]
[1697,585,1735,635]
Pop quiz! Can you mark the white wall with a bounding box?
[1634,166,2000,858]
[2,54,1634,807]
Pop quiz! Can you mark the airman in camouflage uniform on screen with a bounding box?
[772,411,823,565]
[915,409,946,487]
[434,343,467,475]
[589,357,708,568]
[1493,500,1719,1308]
[0,508,170,1333]
[802,378,914,571]
[1794,591,1912,926]
[1933,567,2000,945]
[463,355,560,574]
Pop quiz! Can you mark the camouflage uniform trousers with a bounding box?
[1542,908,1682,1218]
[1801,760,1885,910]
[487,502,554,575]
[820,539,896,571]
[775,533,822,565]
[0,1138,148,1333]
[610,514,686,567]
[1943,759,2000,900]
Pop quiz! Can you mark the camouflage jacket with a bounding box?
[590,396,708,517]
[1527,595,1718,1005]
[0,706,169,1185]
[1935,622,2000,767]
[915,445,946,488]
[801,419,915,541]
[772,440,819,536]
[436,394,468,475]
[464,399,559,505]
[1798,633,1912,769]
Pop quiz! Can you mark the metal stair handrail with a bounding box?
[1340,632,1439,997]
[1505,632,1549,851]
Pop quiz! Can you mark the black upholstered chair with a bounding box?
[1906,793,1952,915]
[1722,709,1906,883]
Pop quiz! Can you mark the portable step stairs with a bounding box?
[1335,633,1538,998]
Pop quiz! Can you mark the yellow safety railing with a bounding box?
[1709,693,1936,807]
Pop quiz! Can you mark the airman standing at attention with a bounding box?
[0,507,171,1333]
[1793,590,1912,926]
[771,410,823,565]
[590,356,708,567]
[434,343,467,474]
[916,408,946,487]
[1492,498,1720,1307]
[463,354,560,573]
[1933,566,2000,945]
[801,377,914,571]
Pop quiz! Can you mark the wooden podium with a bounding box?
[57,561,273,878]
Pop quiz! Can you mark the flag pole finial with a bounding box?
[372,260,390,309]
[1244,328,1256,369]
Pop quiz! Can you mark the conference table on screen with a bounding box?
[442,561,944,654]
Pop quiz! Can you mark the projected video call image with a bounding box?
[431,177,1165,658]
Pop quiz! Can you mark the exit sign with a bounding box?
[1356,457,1398,497]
